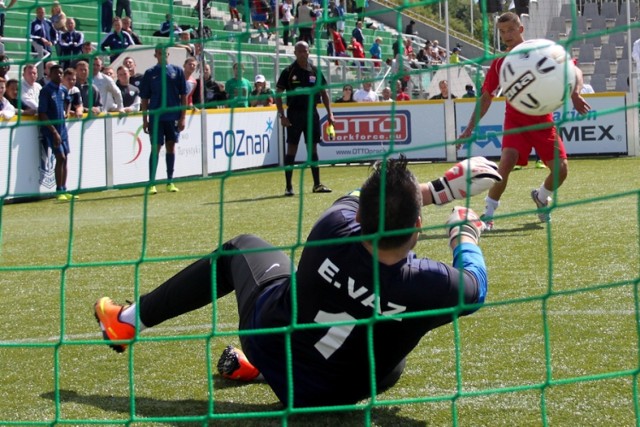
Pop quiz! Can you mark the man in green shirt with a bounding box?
[225,62,252,108]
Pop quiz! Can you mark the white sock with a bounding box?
[121,303,147,331]
[537,185,553,202]
[484,196,500,217]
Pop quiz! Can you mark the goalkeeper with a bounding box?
[94,156,501,407]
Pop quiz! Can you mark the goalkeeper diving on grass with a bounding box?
[94,156,501,407]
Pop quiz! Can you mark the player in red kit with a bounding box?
[458,12,591,229]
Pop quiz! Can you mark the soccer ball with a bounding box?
[500,39,576,116]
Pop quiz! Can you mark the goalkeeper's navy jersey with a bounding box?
[249,195,487,407]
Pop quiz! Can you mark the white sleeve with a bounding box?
[107,76,124,109]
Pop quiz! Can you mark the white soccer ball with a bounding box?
[500,39,576,116]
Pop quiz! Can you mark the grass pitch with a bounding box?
[0,157,638,426]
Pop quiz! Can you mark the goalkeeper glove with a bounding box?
[427,157,502,205]
[446,206,484,246]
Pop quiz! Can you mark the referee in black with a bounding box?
[275,41,334,197]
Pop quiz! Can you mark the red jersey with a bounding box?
[350,40,365,59]
[332,32,346,56]
[483,56,553,129]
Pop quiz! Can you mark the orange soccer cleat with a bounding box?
[217,345,260,381]
[94,297,135,353]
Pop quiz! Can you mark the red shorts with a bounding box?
[503,121,566,166]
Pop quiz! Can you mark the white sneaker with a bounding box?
[531,189,552,222]
[480,214,494,231]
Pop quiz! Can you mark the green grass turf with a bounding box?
[0,157,638,426]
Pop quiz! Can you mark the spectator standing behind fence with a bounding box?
[74,60,102,115]
[430,80,456,100]
[295,0,314,45]
[59,18,84,69]
[37,61,57,87]
[30,7,57,77]
[369,36,381,68]
[92,56,124,113]
[351,20,364,46]
[0,0,17,38]
[333,84,353,103]
[249,74,274,107]
[275,41,333,196]
[121,17,141,45]
[38,64,77,201]
[396,80,410,101]
[280,0,293,46]
[115,0,131,19]
[228,0,241,22]
[50,1,66,55]
[449,47,461,64]
[61,67,83,119]
[462,84,476,98]
[123,56,143,88]
[225,62,252,108]
[115,65,140,112]
[0,77,16,120]
[0,54,9,80]
[192,63,226,107]
[184,56,198,108]
[353,81,377,102]
[139,47,187,195]
[155,14,182,37]
[5,78,20,110]
[101,17,134,63]
[101,0,113,32]
[20,64,41,115]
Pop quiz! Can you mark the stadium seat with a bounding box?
[601,1,620,21]
[549,16,569,35]
[599,43,618,62]
[614,72,630,90]
[578,44,596,74]
[560,3,576,20]
[593,58,612,77]
[620,1,639,20]
[588,15,607,31]
[582,3,600,21]
[616,58,631,76]
[588,73,608,92]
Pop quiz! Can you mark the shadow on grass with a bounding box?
[419,220,544,242]
[41,389,428,426]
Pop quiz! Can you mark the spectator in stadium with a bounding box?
[462,84,476,98]
[403,38,413,57]
[353,81,377,102]
[0,0,17,38]
[380,86,392,102]
[335,0,346,33]
[405,19,417,36]
[37,60,58,87]
[369,36,382,68]
[333,84,353,103]
[61,67,83,119]
[275,41,333,196]
[115,65,140,112]
[249,74,274,107]
[295,0,315,45]
[250,0,272,39]
[123,56,143,88]
[49,2,66,39]
[351,19,364,46]
[115,0,131,19]
[329,26,347,65]
[228,0,241,22]
[139,47,188,194]
[30,6,57,77]
[280,0,293,46]
[449,47,461,64]
[353,0,366,19]
[101,17,135,63]
[121,17,142,45]
[225,62,252,108]
[38,64,76,201]
[347,36,364,66]
[0,54,9,79]
[0,77,16,120]
[183,56,198,108]
[458,11,591,230]
[93,154,497,407]
[70,41,95,68]
[101,0,113,32]
[20,63,41,115]
[5,79,20,110]
[59,18,84,69]
[193,63,227,108]
[416,41,431,65]
[396,80,410,101]
[176,31,196,57]
[74,60,102,115]
[429,80,456,100]
[92,56,124,113]
[155,14,182,37]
